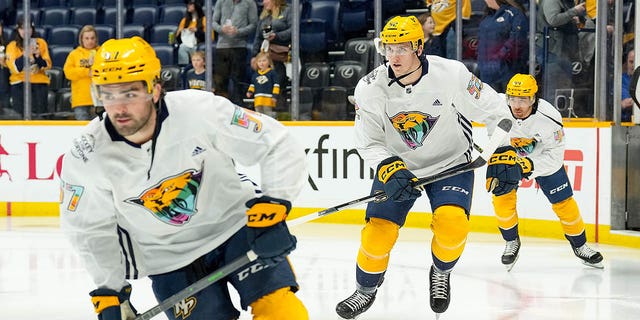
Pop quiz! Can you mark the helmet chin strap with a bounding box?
[387,53,422,89]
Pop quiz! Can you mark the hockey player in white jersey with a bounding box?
[485,73,604,271]
[335,15,513,319]
[58,37,309,320]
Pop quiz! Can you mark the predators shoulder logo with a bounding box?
[125,169,203,226]
[511,137,536,156]
[389,111,439,149]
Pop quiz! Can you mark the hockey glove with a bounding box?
[89,284,138,320]
[377,156,422,202]
[485,146,534,196]
[246,196,297,267]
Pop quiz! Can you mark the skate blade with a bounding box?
[581,260,604,269]
[435,312,443,320]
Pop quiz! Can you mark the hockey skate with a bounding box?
[429,265,451,317]
[572,244,604,269]
[336,289,377,319]
[501,237,521,271]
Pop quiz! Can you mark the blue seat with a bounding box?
[162,0,191,4]
[15,10,41,26]
[101,7,129,25]
[68,0,100,8]
[122,24,147,39]
[48,25,80,46]
[148,23,176,45]
[381,0,405,20]
[2,26,13,41]
[151,44,176,66]
[71,7,98,26]
[48,45,74,68]
[130,5,158,27]
[39,0,66,8]
[299,19,327,54]
[94,25,115,44]
[340,0,371,34]
[306,1,341,49]
[159,4,186,24]
[40,7,71,26]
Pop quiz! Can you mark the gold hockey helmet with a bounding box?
[506,74,538,97]
[92,36,161,93]
[380,15,424,51]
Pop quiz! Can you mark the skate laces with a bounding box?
[574,244,597,258]
[430,270,449,299]
[343,291,374,311]
[503,239,520,256]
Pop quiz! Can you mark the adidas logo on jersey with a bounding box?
[192,146,205,156]
[432,99,442,107]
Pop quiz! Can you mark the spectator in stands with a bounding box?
[477,0,528,92]
[417,12,445,58]
[536,0,586,101]
[621,47,635,122]
[176,0,208,66]
[63,25,100,120]
[185,50,212,91]
[212,0,258,105]
[5,17,51,118]
[247,51,279,118]
[426,0,472,59]
[0,21,11,116]
[252,0,291,96]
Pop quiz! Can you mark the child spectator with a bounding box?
[184,51,210,91]
[417,12,445,57]
[246,51,279,118]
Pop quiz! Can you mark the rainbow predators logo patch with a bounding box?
[125,169,203,226]
[467,74,483,99]
[511,137,536,156]
[389,111,439,149]
[231,106,263,132]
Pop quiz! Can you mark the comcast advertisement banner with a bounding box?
[0,123,609,224]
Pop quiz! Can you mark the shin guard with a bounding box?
[492,189,519,241]
[552,197,587,247]
[251,287,308,320]
[431,205,470,268]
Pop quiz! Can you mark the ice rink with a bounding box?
[2,217,639,320]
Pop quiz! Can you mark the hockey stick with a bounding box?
[134,118,512,320]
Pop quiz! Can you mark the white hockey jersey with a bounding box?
[500,94,565,178]
[353,55,513,177]
[59,90,307,291]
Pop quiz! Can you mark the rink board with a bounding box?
[0,120,634,247]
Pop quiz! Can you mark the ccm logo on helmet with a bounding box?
[100,67,123,72]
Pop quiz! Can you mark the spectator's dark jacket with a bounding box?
[477,4,529,85]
